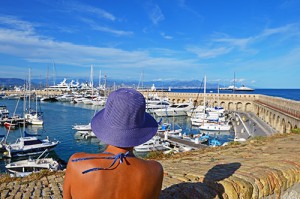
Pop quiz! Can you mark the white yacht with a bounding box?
[47,78,70,91]
[25,111,43,125]
[3,136,59,158]
[74,130,96,139]
[134,136,169,152]
[235,85,254,91]
[72,123,92,131]
[56,94,74,102]
[146,101,170,112]
[0,105,9,116]
[199,122,231,131]
[92,96,107,106]
[154,102,194,117]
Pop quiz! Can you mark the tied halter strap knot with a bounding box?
[71,151,131,174]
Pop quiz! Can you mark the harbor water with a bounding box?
[0,88,298,173]
[0,98,234,173]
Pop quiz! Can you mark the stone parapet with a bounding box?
[1,133,300,198]
[159,134,300,198]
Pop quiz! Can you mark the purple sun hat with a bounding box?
[91,88,158,147]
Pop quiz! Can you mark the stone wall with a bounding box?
[1,133,300,199]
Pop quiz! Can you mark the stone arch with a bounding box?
[199,100,204,106]
[236,102,243,111]
[268,111,272,125]
[281,118,286,133]
[272,114,276,127]
[193,100,198,107]
[245,102,252,112]
[176,99,180,103]
[261,108,266,121]
[220,101,226,108]
[276,116,281,131]
[287,122,292,133]
[228,102,234,110]
[213,100,218,107]
[294,125,298,129]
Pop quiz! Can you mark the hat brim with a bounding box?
[91,109,158,147]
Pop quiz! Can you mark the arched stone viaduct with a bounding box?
[141,91,300,134]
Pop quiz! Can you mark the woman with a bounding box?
[63,88,163,199]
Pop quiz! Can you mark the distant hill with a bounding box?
[0,78,25,87]
[0,77,219,90]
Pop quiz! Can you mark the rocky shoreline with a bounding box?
[1,133,300,199]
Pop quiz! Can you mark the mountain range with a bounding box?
[0,77,221,89]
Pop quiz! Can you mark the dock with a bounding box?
[157,132,208,150]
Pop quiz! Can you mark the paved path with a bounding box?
[230,111,277,141]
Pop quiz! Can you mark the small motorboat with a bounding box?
[3,135,59,158]
[5,150,60,177]
[134,136,169,152]
[72,123,92,131]
[4,121,19,130]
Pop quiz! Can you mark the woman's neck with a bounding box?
[105,145,135,156]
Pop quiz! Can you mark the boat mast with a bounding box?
[217,83,220,107]
[52,60,56,86]
[98,70,102,88]
[233,72,236,93]
[28,68,31,111]
[90,65,94,95]
[22,85,26,137]
[203,75,206,126]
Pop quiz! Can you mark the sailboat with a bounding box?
[24,69,44,125]
[198,76,231,132]
[2,84,59,158]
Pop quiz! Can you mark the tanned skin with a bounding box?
[63,145,164,199]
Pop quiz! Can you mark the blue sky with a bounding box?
[0,0,300,88]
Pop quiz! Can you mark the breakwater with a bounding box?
[1,133,300,199]
[140,91,300,134]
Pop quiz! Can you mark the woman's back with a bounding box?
[63,150,163,199]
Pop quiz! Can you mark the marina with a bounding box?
[0,87,299,175]
[0,96,237,173]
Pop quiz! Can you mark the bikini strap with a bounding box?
[71,151,131,174]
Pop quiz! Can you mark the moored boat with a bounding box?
[3,136,59,158]
[154,101,194,117]
[5,150,60,177]
[134,135,169,152]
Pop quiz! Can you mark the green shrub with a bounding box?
[291,128,300,134]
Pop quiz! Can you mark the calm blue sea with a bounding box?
[0,89,298,173]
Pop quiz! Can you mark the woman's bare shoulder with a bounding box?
[67,152,88,162]
[135,159,164,174]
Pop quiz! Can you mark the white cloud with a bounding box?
[213,37,252,50]
[160,32,173,40]
[65,0,116,21]
[0,15,36,34]
[258,24,297,38]
[186,46,232,58]
[149,5,165,25]
[0,24,199,80]
[80,17,133,36]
